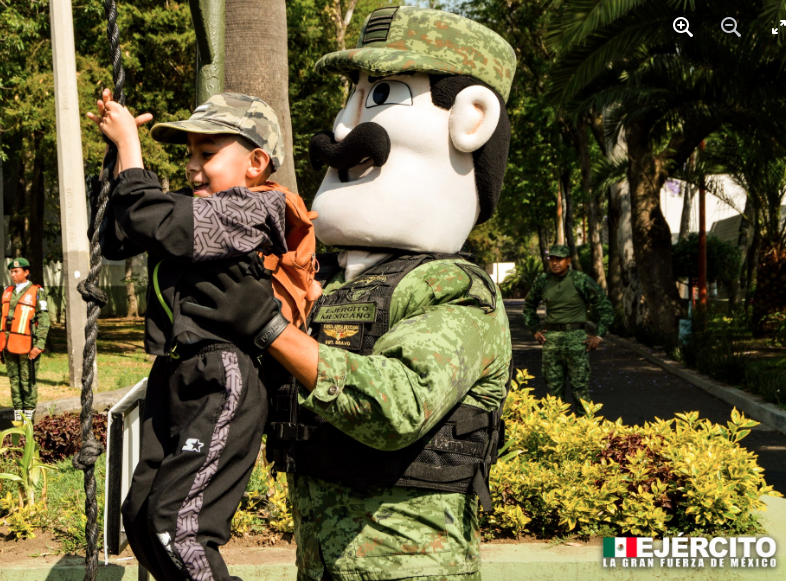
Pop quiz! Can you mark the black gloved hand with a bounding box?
[179,254,290,351]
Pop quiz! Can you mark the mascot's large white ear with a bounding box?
[448,85,501,153]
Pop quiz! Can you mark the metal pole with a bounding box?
[190,0,226,104]
[50,0,90,389]
[698,141,708,318]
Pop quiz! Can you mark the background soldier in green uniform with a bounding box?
[2,257,50,423]
[522,245,613,415]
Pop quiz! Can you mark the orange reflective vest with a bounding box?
[0,284,40,354]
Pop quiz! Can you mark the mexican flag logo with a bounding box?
[604,537,647,558]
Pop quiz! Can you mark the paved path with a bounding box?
[505,305,786,495]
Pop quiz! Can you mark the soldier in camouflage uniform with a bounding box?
[1,257,50,424]
[186,6,516,581]
[522,245,613,415]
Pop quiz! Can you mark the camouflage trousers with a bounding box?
[541,330,591,415]
[5,350,39,410]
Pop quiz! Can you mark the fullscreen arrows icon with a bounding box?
[781,20,786,26]
[774,27,779,35]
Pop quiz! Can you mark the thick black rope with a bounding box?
[73,1,126,580]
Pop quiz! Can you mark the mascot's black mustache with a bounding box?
[309,122,391,173]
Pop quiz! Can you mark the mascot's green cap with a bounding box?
[315,6,516,102]
[548,245,570,259]
[8,257,30,270]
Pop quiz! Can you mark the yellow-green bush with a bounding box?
[484,369,781,539]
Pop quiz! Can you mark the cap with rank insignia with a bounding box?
[315,6,516,102]
[8,257,30,270]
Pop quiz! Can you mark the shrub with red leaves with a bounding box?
[33,412,108,464]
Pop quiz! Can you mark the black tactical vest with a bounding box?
[265,252,507,510]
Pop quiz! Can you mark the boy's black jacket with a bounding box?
[89,168,284,356]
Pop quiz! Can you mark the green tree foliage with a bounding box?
[547,0,786,342]
[1,0,196,276]
[672,234,742,285]
[0,0,394,270]
[462,0,579,261]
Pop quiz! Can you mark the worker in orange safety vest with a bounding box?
[1,258,50,423]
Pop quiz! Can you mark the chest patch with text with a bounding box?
[313,302,377,323]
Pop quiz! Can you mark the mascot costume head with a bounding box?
[309,6,516,278]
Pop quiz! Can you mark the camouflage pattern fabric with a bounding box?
[522,270,613,337]
[315,6,516,102]
[6,352,40,410]
[547,244,570,258]
[3,283,49,410]
[151,92,285,170]
[291,259,512,580]
[541,329,591,414]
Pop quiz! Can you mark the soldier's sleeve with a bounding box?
[34,287,51,350]
[298,262,511,452]
[521,273,546,333]
[576,272,614,337]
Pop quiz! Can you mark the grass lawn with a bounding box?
[0,319,152,408]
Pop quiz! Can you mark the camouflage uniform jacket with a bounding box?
[4,282,50,351]
[290,258,512,581]
[522,270,613,337]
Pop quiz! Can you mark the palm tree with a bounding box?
[225,0,299,192]
[700,131,786,329]
[547,0,786,343]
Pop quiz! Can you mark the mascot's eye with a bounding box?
[365,81,412,108]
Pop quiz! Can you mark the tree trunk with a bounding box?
[29,133,45,287]
[745,210,762,308]
[607,185,623,315]
[537,224,550,272]
[125,257,139,319]
[561,172,581,270]
[576,118,606,288]
[626,124,680,344]
[225,0,298,192]
[678,180,694,242]
[732,197,754,308]
[555,180,565,245]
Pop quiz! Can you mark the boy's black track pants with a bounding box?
[122,342,267,581]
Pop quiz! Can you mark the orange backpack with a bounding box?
[250,182,322,329]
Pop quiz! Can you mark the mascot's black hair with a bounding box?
[429,75,511,224]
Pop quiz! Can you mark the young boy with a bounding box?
[88,90,306,581]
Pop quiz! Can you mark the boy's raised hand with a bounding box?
[87,88,153,174]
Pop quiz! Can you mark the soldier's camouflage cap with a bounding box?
[151,93,284,171]
[548,245,570,259]
[8,257,30,270]
[315,6,516,102]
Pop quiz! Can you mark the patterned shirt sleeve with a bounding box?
[521,273,547,333]
[34,287,50,351]
[574,271,614,337]
[192,187,287,261]
[298,261,511,452]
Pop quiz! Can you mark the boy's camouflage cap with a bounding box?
[151,93,284,170]
[548,244,571,258]
[315,6,516,102]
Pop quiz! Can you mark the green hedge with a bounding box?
[483,370,781,539]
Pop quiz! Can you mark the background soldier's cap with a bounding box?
[548,245,570,259]
[151,93,285,171]
[8,257,30,270]
[315,6,516,102]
